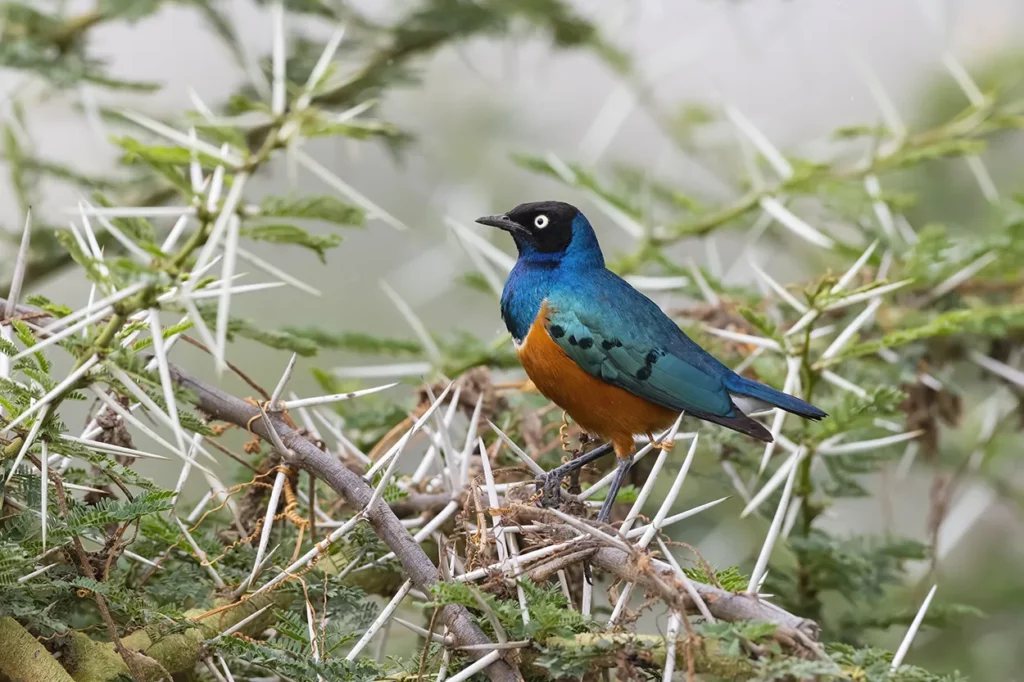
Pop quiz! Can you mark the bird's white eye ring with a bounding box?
[534,215,549,229]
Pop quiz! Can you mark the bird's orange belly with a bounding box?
[517,306,678,457]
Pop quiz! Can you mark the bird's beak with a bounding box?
[475,214,522,234]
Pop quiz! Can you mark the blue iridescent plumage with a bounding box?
[486,202,826,443]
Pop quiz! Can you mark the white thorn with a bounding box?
[280,382,399,410]
[759,197,835,249]
[174,516,226,588]
[824,279,912,311]
[295,149,407,231]
[748,258,807,313]
[819,430,924,455]
[380,280,443,365]
[742,446,802,518]
[820,298,882,360]
[445,650,502,682]
[271,2,287,116]
[831,239,879,294]
[891,584,938,669]
[747,447,805,593]
[346,580,412,660]
[119,110,243,166]
[4,358,98,434]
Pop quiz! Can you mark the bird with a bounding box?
[476,200,826,521]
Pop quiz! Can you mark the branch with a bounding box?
[0,617,76,682]
[167,361,520,682]
[513,507,821,653]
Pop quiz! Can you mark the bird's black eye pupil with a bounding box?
[534,215,549,229]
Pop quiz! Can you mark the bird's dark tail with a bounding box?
[725,374,827,421]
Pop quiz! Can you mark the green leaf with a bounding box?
[820,305,1024,367]
[257,194,364,226]
[241,224,343,263]
[282,327,423,356]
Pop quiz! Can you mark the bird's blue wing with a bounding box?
[546,273,736,418]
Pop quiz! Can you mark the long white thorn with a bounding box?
[891,584,938,669]
[820,298,882,360]
[687,259,719,307]
[968,351,1024,389]
[626,496,729,539]
[10,307,113,363]
[189,173,250,293]
[637,433,699,548]
[380,280,443,365]
[704,327,781,352]
[742,446,802,518]
[824,279,912,311]
[25,281,147,344]
[148,309,189,459]
[819,430,924,455]
[295,149,407,231]
[269,352,298,408]
[89,385,215,474]
[61,434,170,462]
[236,246,321,296]
[924,251,997,303]
[271,2,287,116]
[821,369,868,397]
[459,395,485,487]
[246,470,286,589]
[4,358,98,434]
[346,580,412,660]
[39,440,48,552]
[214,215,241,375]
[104,365,217,464]
[4,209,33,325]
[174,516,226,588]
[831,239,879,294]
[620,413,685,536]
[85,205,153,264]
[486,420,545,476]
[657,537,715,622]
[759,197,835,249]
[172,433,203,507]
[250,514,364,598]
[748,259,807,313]
[119,110,242,166]
[724,105,793,179]
[446,651,502,682]
[280,382,399,410]
[209,604,274,643]
[747,447,804,593]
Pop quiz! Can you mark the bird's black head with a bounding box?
[475,201,580,254]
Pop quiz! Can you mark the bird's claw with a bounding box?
[536,472,563,509]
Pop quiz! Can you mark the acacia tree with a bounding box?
[1,2,1019,681]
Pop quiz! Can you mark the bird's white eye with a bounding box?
[534,215,549,229]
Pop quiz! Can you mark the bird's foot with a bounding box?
[535,442,615,509]
[648,432,675,452]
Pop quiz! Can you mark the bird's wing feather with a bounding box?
[546,276,735,418]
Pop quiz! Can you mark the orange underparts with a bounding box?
[517,303,678,459]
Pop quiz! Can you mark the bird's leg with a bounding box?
[595,454,633,524]
[537,442,614,508]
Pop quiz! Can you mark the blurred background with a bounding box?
[4,1,1024,679]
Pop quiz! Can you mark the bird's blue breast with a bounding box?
[500,259,556,343]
